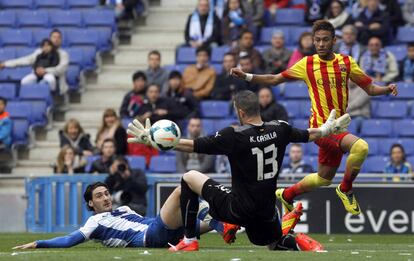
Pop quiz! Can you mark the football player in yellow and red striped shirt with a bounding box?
[230,20,398,217]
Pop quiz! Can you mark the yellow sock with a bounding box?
[341,139,369,192]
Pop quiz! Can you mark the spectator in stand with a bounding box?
[0,97,12,149]
[176,118,215,173]
[351,0,367,19]
[263,0,290,26]
[96,109,127,155]
[354,0,390,45]
[287,32,315,68]
[239,55,262,92]
[0,29,69,94]
[262,31,292,74]
[211,53,248,100]
[258,87,288,122]
[325,0,354,32]
[145,50,169,94]
[120,71,146,118]
[360,37,399,83]
[384,144,413,182]
[90,138,117,174]
[54,145,86,174]
[380,0,403,35]
[165,71,199,119]
[105,156,148,215]
[305,0,330,24]
[241,0,264,34]
[230,31,264,70]
[183,47,216,99]
[334,25,366,63]
[280,144,314,176]
[403,0,414,25]
[102,0,146,19]
[137,84,180,123]
[222,0,254,47]
[400,43,414,82]
[185,0,221,49]
[347,82,370,131]
[59,118,94,157]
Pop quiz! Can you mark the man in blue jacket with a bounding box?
[0,97,12,149]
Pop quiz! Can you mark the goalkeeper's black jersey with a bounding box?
[194,120,309,220]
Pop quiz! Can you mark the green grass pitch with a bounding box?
[0,233,413,261]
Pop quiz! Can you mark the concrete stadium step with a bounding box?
[77,90,125,108]
[17,159,52,168]
[130,32,183,47]
[13,165,53,175]
[97,68,140,85]
[28,146,60,161]
[64,110,106,125]
[86,84,131,91]
[145,9,189,29]
[114,49,175,66]
[160,0,196,9]
[44,127,98,143]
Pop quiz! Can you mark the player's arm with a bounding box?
[230,68,287,85]
[174,138,194,153]
[13,230,86,249]
[362,82,398,97]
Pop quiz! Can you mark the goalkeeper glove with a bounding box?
[126,118,152,146]
[319,109,351,137]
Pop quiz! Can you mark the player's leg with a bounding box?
[336,134,369,215]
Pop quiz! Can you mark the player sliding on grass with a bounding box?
[127,90,351,252]
[13,182,239,249]
[231,20,398,216]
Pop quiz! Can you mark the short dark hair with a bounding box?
[408,42,414,49]
[102,138,116,148]
[239,55,252,62]
[196,46,211,58]
[50,28,62,37]
[233,90,260,117]
[148,50,161,58]
[390,144,406,161]
[241,30,253,38]
[169,70,182,79]
[84,182,109,211]
[41,38,53,47]
[312,20,335,38]
[0,96,7,105]
[132,71,147,82]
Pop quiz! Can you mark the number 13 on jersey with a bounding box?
[251,144,278,181]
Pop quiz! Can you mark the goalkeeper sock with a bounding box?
[180,178,199,239]
[340,139,369,192]
[283,173,332,203]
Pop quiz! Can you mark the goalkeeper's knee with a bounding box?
[302,173,332,188]
[347,139,369,169]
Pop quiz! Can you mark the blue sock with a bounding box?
[209,219,224,234]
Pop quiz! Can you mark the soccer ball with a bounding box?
[149,120,181,151]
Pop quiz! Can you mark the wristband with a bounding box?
[245,73,253,82]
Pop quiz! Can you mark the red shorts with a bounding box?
[314,132,350,168]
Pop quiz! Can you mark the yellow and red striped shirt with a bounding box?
[281,53,372,128]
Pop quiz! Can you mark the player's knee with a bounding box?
[172,186,181,196]
[351,139,369,159]
[182,170,198,182]
[316,174,332,187]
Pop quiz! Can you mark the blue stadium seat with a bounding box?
[0,48,16,61]
[17,10,49,28]
[360,119,392,137]
[292,119,308,129]
[0,29,32,46]
[67,0,98,8]
[394,82,414,99]
[279,100,301,118]
[0,0,32,9]
[291,0,305,4]
[81,46,97,70]
[200,100,230,118]
[255,45,270,53]
[397,27,414,43]
[176,47,196,64]
[373,101,408,118]
[284,82,308,99]
[0,83,16,100]
[394,119,414,137]
[26,100,48,126]
[50,10,82,28]
[411,106,414,118]
[19,83,52,105]
[302,156,318,170]
[347,119,359,134]
[126,156,146,170]
[83,9,116,30]
[290,27,311,45]
[15,47,36,57]
[364,138,379,156]
[363,156,388,173]
[12,118,29,145]
[215,119,237,131]
[85,155,100,173]
[338,156,347,173]
[305,143,319,156]
[35,0,65,9]
[385,45,407,62]
[32,28,52,45]
[408,156,414,166]
[379,138,414,156]
[149,155,176,173]
[95,27,113,51]
[0,10,16,28]
[7,101,32,120]
[66,47,83,66]
[300,101,312,119]
[211,46,230,63]
[163,64,187,73]
[0,66,32,81]
[66,28,99,47]
[211,63,222,74]
[201,119,215,135]
[121,117,132,130]
[274,8,305,25]
[260,27,290,45]
[66,65,80,90]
